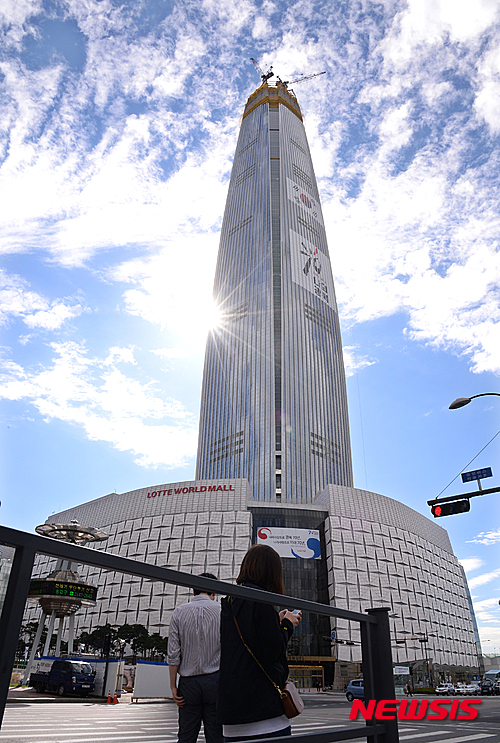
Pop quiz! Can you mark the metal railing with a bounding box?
[0,525,398,742]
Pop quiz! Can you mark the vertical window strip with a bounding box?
[270,111,282,468]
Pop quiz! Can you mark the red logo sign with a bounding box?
[349,699,481,721]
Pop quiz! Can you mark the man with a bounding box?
[168,572,222,743]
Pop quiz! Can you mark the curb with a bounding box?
[7,689,124,704]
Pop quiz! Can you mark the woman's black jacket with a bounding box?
[218,582,294,725]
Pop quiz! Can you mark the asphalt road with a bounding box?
[1,692,499,743]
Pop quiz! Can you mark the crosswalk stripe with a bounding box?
[0,726,177,733]
[293,723,342,728]
[399,733,494,742]
[51,740,174,743]
[1,726,94,731]
[399,732,449,740]
[57,738,176,743]
[293,725,346,730]
[0,734,176,742]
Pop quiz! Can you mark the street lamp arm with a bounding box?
[449,393,500,410]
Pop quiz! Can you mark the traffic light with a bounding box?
[103,633,112,656]
[431,499,470,518]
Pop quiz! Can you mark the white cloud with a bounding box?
[467,529,500,546]
[23,303,84,330]
[381,0,500,68]
[320,125,500,374]
[104,347,137,366]
[152,347,194,360]
[0,0,41,26]
[0,97,237,267]
[476,612,500,622]
[459,557,485,573]
[0,271,85,330]
[201,0,253,36]
[468,569,500,590]
[113,230,220,346]
[0,341,198,468]
[479,629,500,654]
[342,346,377,377]
[0,0,499,392]
[0,0,44,48]
[475,597,500,611]
[474,44,500,134]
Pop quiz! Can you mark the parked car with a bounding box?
[461,684,480,696]
[455,684,467,695]
[479,679,495,695]
[30,659,95,696]
[435,683,456,695]
[345,679,364,702]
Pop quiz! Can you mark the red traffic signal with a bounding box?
[431,500,470,518]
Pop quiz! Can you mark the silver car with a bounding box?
[435,683,456,696]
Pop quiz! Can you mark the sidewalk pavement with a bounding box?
[6,687,122,704]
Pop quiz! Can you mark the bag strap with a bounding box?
[230,598,286,700]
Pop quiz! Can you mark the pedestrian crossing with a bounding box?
[0,704,497,743]
[399,732,494,742]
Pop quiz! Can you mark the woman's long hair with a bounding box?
[236,544,285,595]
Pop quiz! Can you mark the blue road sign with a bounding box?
[462,467,492,483]
[331,630,336,641]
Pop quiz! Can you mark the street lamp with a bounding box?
[411,633,434,686]
[449,393,500,409]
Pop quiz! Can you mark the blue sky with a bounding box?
[1,0,499,652]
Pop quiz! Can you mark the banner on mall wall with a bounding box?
[256,527,321,559]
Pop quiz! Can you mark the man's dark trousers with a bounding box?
[177,671,222,743]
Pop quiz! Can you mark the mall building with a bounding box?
[27,477,481,684]
[26,78,481,683]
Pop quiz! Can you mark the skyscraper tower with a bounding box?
[196,79,353,503]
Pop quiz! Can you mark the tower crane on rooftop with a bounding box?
[250,57,274,83]
[278,71,326,88]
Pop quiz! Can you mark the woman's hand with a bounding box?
[280,610,302,627]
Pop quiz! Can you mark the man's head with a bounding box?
[193,572,218,597]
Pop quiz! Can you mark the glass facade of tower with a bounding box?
[196,83,353,503]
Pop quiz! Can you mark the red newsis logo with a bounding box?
[349,699,481,721]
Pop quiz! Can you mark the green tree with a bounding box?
[17,621,48,658]
[75,624,117,656]
[149,632,168,659]
[117,623,149,659]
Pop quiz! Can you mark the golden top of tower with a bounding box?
[242,81,303,122]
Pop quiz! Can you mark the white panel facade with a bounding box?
[26,480,253,636]
[25,478,479,673]
[316,485,478,668]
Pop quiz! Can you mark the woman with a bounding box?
[218,544,301,741]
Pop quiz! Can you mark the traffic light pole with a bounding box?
[428,485,500,506]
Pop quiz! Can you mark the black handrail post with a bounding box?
[0,542,37,726]
[361,607,398,743]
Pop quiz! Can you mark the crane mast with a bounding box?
[249,59,326,91]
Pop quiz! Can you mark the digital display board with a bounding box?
[28,580,98,602]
